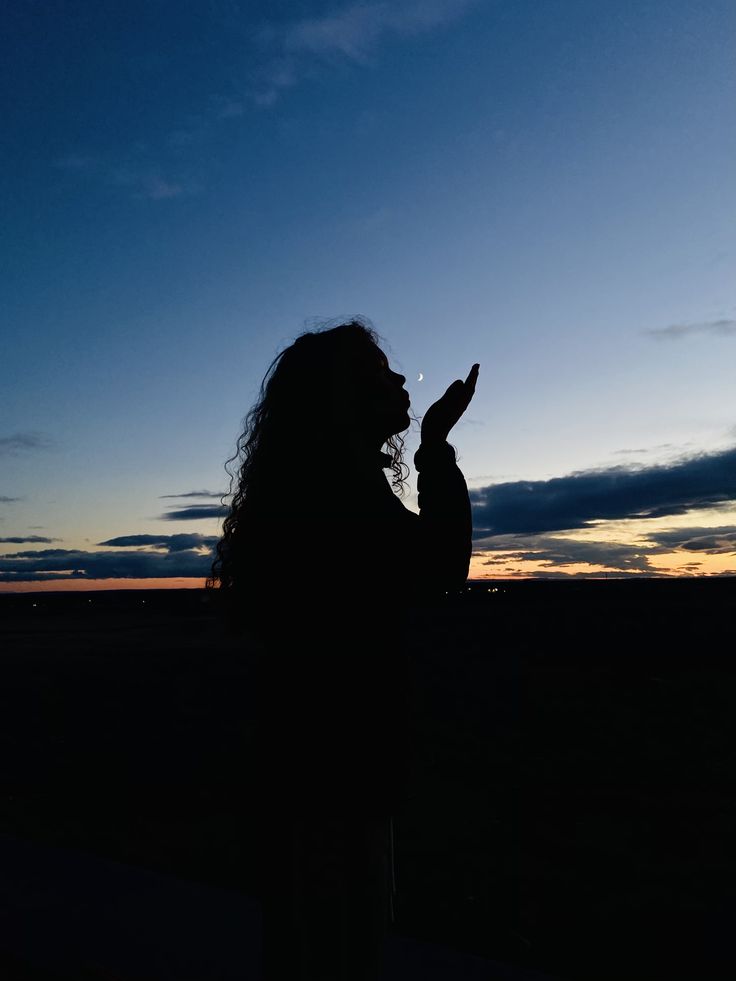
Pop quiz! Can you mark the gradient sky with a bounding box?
[2,0,736,589]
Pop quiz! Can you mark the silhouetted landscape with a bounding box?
[2,579,734,979]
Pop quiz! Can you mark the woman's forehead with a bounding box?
[348,343,387,369]
[368,344,388,365]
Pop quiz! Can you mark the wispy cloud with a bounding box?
[646,525,736,554]
[54,1,479,197]
[0,497,22,503]
[470,444,736,537]
[284,0,478,59]
[158,490,225,499]
[253,0,478,104]
[0,536,58,544]
[0,432,55,456]
[212,96,246,119]
[56,153,194,201]
[54,153,98,172]
[646,318,736,340]
[159,504,229,521]
[612,442,680,456]
[493,567,655,580]
[478,534,655,572]
[52,0,476,206]
[109,166,193,200]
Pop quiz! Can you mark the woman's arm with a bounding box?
[413,439,472,593]
[412,363,479,594]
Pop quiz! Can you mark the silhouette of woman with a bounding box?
[208,319,478,980]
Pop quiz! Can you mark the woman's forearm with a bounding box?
[414,440,473,592]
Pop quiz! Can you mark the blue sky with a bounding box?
[2,0,736,587]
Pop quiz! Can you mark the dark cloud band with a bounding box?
[0,536,58,544]
[98,534,218,552]
[0,546,213,582]
[159,505,229,521]
[158,490,225,499]
[471,446,736,536]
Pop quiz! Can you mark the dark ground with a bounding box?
[2,579,735,979]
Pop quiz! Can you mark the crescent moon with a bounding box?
[417,372,424,381]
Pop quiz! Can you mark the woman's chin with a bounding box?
[392,417,410,436]
[383,409,411,439]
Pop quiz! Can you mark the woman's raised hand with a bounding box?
[420,363,480,445]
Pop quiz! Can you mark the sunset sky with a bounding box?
[2,0,736,590]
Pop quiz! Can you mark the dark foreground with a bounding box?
[2,579,734,979]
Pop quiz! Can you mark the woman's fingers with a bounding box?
[465,363,480,394]
[448,365,479,406]
[446,365,479,397]
[422,364,480,441]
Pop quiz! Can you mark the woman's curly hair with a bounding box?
[206,319,412,606]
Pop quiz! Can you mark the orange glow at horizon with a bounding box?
[2,544,735,594]
[646,551,736,576]
[468,551,736,579]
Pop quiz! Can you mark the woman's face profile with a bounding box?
[351,345,410,443]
